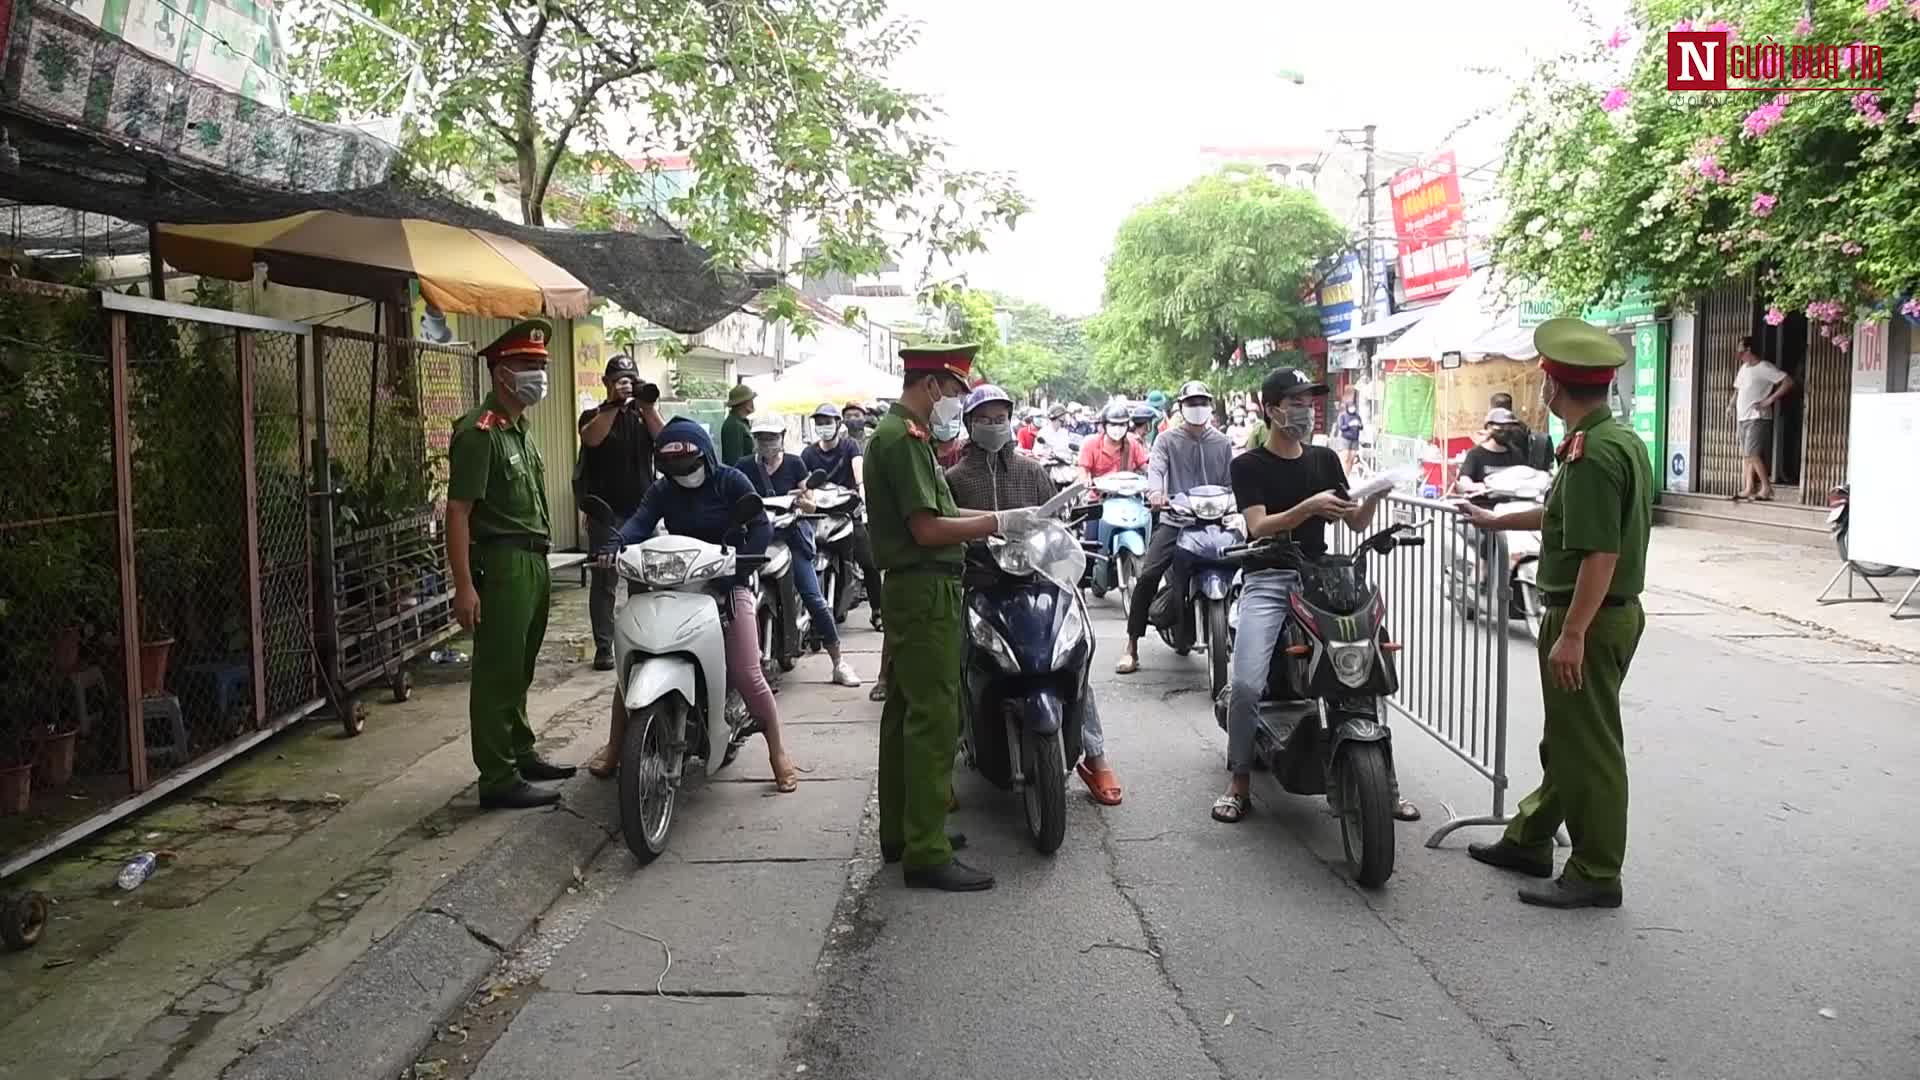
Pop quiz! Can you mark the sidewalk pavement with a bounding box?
[1646,525,1920,660]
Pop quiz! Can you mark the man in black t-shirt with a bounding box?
[1211,368,1417,825]
[1457,407,1533,493]
[577,354,664,669]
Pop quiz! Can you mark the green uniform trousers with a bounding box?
[470,545,552,794]
[1502,600,1645,883]
[878,570,963,869]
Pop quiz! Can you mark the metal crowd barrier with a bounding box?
[1332,492,1514,847]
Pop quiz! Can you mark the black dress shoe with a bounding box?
[1518,875,1623,909]
[903,858,994,892]
[592,647,615,671]
[881,833,967,864]
[1468,840,1554,878]
[479,781,562,810]
[517,757,578,782]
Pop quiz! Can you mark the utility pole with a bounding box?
[772,220,790,372]
[1361,123,1379,383]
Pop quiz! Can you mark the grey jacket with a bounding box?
[1147,425,1234,496]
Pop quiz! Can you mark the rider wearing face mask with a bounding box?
[596,417,799,794]
[1456,407,1533,495]
[734,416,864,690]
[931,405,969,467]
[1078,402,1150,486]
[801,403,886,647]
[1116,380,1235,675]
[1210,367,1418,825]
[446,319,578,810]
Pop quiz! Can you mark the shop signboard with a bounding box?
[1851,319,1889,394]
[1630,322,1667,480]
[1317,252,1361,337]
[1390,152,1471,301]
[1666,309,1696,492]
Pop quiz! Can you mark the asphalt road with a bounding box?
[782,589,1920,1080]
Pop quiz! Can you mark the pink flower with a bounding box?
[1765,307,1786,326]
[1601,87,1630,112]
[1910,0,1920,17]
[1908,93,1920,125]
[1607,26,1629,48]
[1795,16,1815,34]
[1841,240,1864,255]
[1807,300,1846,323]
[1743,98,1787,137]
[1580,228,1595,242]
[1836,335,1852,353]
[1706,19,1735,33]
[1869,0,1891,14]
[1673,18,1693,31]
[1900,298,1920,319]
[1697,154,1729,182]
[1852,91,1886,125]
[1751,192,1778,217]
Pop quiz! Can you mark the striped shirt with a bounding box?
[945,443,1055,511]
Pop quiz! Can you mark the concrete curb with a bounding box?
[222,770,618,1080]
[1649,582,1920,664]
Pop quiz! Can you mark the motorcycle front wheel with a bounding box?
[619,700,684,864]
[1115,550,1138,618]
[1021,728,1068,855]
[1205,598,1230,706]
[1333,741,1395,888]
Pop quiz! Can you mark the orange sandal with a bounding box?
[1076,762,1123,806]
[586,745,617,779]
[772,755,801,794]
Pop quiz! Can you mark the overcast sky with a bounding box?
[886,0,1625,315]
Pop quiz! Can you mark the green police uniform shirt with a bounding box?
[448,392,551,542]
[1535,407,1651,598]
[720,413,754,469]
[866,401,963,570]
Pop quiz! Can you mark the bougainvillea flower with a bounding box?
[1765,307,1786,326]
[1601,87,1630,112]
[1607,26,1629,48]
[1867,0,1890,15]
[1751,193,1777,217]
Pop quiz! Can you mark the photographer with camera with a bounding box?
[577,354,665,670]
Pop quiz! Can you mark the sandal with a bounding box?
[1076,762,1124,806]
[586,745,617,780]
[772,755,800,794]
[869,682,887,702]
[1394,799,1421,822]
[1211,792,1250,823]
[1115,655,1139,675]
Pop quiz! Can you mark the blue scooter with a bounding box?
[1145,485,1244,721]
[1087,471,1150,615]
[961,499,1097,855]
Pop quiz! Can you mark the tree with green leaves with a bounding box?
[290,0,1025,285]
[1087,166,1346,393]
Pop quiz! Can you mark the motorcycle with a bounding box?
[1088,471,1150,614]
[1826,484,1898,577]
[961,502,1097,854]
[1444,466,1550,642]
[1146,485,1244,714]
[581,493,768,864]
[755,492,815,683]
[1044,443,1080,492]
[808,482,870,625]
[1222,521,1425,887]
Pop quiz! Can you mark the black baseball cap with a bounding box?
[1260,367,1328,407]
[604,354,640,381]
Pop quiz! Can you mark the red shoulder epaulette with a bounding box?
[1557,432,1586,464]
[476,410,507,431]
[905,420,929,441]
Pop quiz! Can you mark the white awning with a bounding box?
[1327,305,1433,342]
[1374,268,1538,362]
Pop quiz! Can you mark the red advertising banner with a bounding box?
[1390,150,1471,301]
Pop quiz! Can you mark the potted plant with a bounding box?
[136,535,185,697]
[0,758,28,816]
[0,678,35,816]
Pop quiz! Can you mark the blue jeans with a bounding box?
[1227,569,1299,774]
[784,523,837,649]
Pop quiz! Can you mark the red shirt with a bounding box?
[1078,434,1148,478]
[1017,425,1038,451]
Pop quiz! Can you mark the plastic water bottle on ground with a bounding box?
[117,852,157,890]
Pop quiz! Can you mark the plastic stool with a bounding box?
[181,661,252,730]
[141,696,189,766]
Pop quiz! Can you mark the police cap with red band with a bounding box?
[479,318,553,365]
[899,341,978,383]
[1533,317,1625,386]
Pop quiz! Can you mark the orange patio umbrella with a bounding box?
[155,212,592,318]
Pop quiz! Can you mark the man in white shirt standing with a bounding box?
[1728,336,1794,501]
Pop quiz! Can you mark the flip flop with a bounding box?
[869,682,887,702]
[772,757,801,794]
[1394,799,1421,822]
[586,746,617,780]
[1076,762,1124,806]
[1211,792,1250,823]
[1115,655,1139,675]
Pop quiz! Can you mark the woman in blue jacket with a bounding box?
[587,418,797,792]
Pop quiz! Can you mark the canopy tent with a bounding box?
[157,214,592,319]
[743,356,901,415]
[1327,305,1433,343]
[1374,268,1536,362]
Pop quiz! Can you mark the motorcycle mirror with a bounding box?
[578,494,619,528]
[805,468,830,489]
[729,493,765,530]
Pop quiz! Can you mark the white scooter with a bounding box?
[582,494,767,864]
[1446,465,1551,642]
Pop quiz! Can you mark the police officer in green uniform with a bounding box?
[447,319,579,810]
[867,343,1042,891]
[1462,317,1652,908]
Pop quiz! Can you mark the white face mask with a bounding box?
[756,440,783,463]
[932,417,963,442]
[970,421,1012,453]
[813,422,838,442]
[931,393,966,428]
[509,368,549,406]
[671,466,707,489]
[1182,403,1212,427]
[1106,423,1127,441]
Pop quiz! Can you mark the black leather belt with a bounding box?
[476,536,551,554]
[1541,593,1632,609]
[885,563,963,579]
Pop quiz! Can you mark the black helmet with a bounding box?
[604,354,640,381]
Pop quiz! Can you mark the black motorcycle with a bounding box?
[809,482,871,625]
[755,492,816,683]
[1146,486,1244,715]
[961,511,1099,853]
[1222,521,1424,888]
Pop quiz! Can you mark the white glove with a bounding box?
[993,507,1042,536]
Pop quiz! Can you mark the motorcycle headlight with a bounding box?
[641,548,693,586]
[1327,641,1372,688]
[1190,492,1235,521]
[966,606,1018,672]
[1050,607,1088,669]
